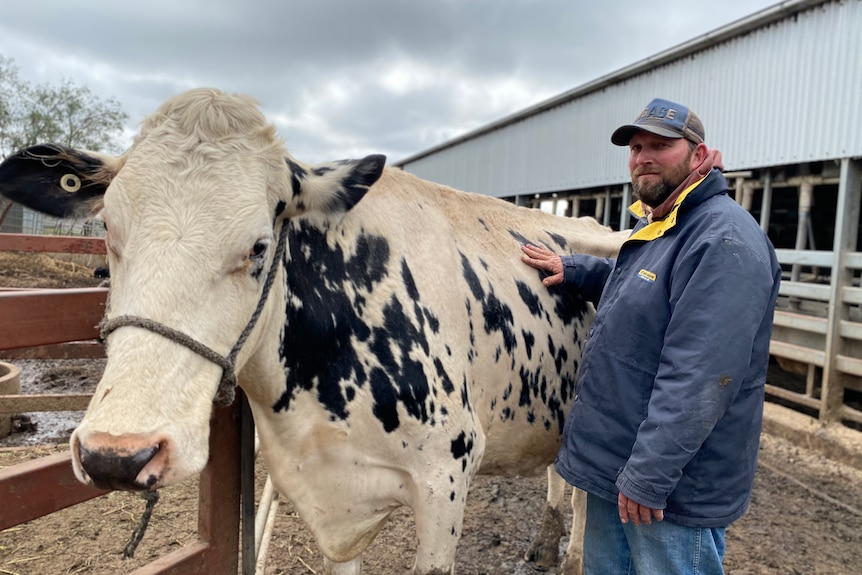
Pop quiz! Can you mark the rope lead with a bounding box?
[122,491,160,559]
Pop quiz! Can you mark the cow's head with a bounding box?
[0,88,385,490]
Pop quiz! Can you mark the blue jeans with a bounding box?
[583,493,726,575]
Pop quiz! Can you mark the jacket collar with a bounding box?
[627,168,725,242]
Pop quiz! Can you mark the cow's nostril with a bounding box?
[79,444,159,491]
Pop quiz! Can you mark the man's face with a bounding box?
[628,131,694,207]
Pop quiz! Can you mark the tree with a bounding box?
[0,55,23,159]
[16,80,128,155]
[0,55,128,159]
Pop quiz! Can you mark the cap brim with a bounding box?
[610,124,685,146]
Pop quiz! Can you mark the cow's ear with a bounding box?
[0,144,119,219]
[285,154,386,216]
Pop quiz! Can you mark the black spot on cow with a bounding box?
[521,329,535,360]
[460,378,471,411]
[516,279,543,318]
[366,294,433,428]
[285,158,306,199]
[516,362,574,433]
[460,252,518,355]
[433,358,455,395]
[518,365,538,408]
[401,259,420,301]
[402,259,440,336]
[460,253,484,301]
[423,309,440,334]
[482,292,516,355]
[273,222,390,420]
[451,430,473,460]
[552,339,570,377]
[507,230,531,246]
[370,367,400,432]
[546,231,568,251]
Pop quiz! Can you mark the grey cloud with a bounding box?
[0,0,777,164]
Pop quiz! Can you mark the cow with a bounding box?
[0,88,627,575]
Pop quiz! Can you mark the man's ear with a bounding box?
[691,142,709,167]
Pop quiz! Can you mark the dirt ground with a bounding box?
[0,251,104,290]
[2,252,862,575]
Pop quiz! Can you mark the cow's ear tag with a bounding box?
[60,173,81,193]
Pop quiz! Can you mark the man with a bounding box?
[521,98,781,574]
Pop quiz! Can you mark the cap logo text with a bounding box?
[638,106,677,121]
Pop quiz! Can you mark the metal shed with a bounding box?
[397,0,862,426]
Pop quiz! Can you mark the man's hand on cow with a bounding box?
[618,492,664,526]
[520,244,564,287]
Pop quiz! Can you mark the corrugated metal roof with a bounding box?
[397,0,861,198]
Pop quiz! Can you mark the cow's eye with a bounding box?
[250,241,268,260]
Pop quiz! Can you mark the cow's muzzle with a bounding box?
[73,432,169,491]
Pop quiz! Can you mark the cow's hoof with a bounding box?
[524,538,558,570]
[558,553,583,575]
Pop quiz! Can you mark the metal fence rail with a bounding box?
[766,159,862,425]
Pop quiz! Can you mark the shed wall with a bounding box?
[400,0,862,199]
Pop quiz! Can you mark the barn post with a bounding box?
[734,176,746,207]
[820,158,862,422]
[602,188,612,227]
[619,183,631,231]
[594,194,605,223]
[570,197,580,218]
[759,171,773,234]
[790,180,814,284]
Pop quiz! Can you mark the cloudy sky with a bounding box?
[0,0,778,164]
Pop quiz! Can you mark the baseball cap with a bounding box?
[611,98,705,146]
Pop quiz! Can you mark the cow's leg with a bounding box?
[410,483,463,575]
[410,427,482,575]
[324,556,362,575]
[524,465,567,568]
[559,487,586,575]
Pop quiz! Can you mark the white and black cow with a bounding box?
[0,89,626,575]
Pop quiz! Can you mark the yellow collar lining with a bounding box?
[627,176,707,242]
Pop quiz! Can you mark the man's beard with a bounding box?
[631,154,692,208]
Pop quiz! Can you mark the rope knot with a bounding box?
[214,371,238,407]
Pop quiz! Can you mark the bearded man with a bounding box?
[520,98,781,575]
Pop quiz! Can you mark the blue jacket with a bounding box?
[555,168,781,528]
